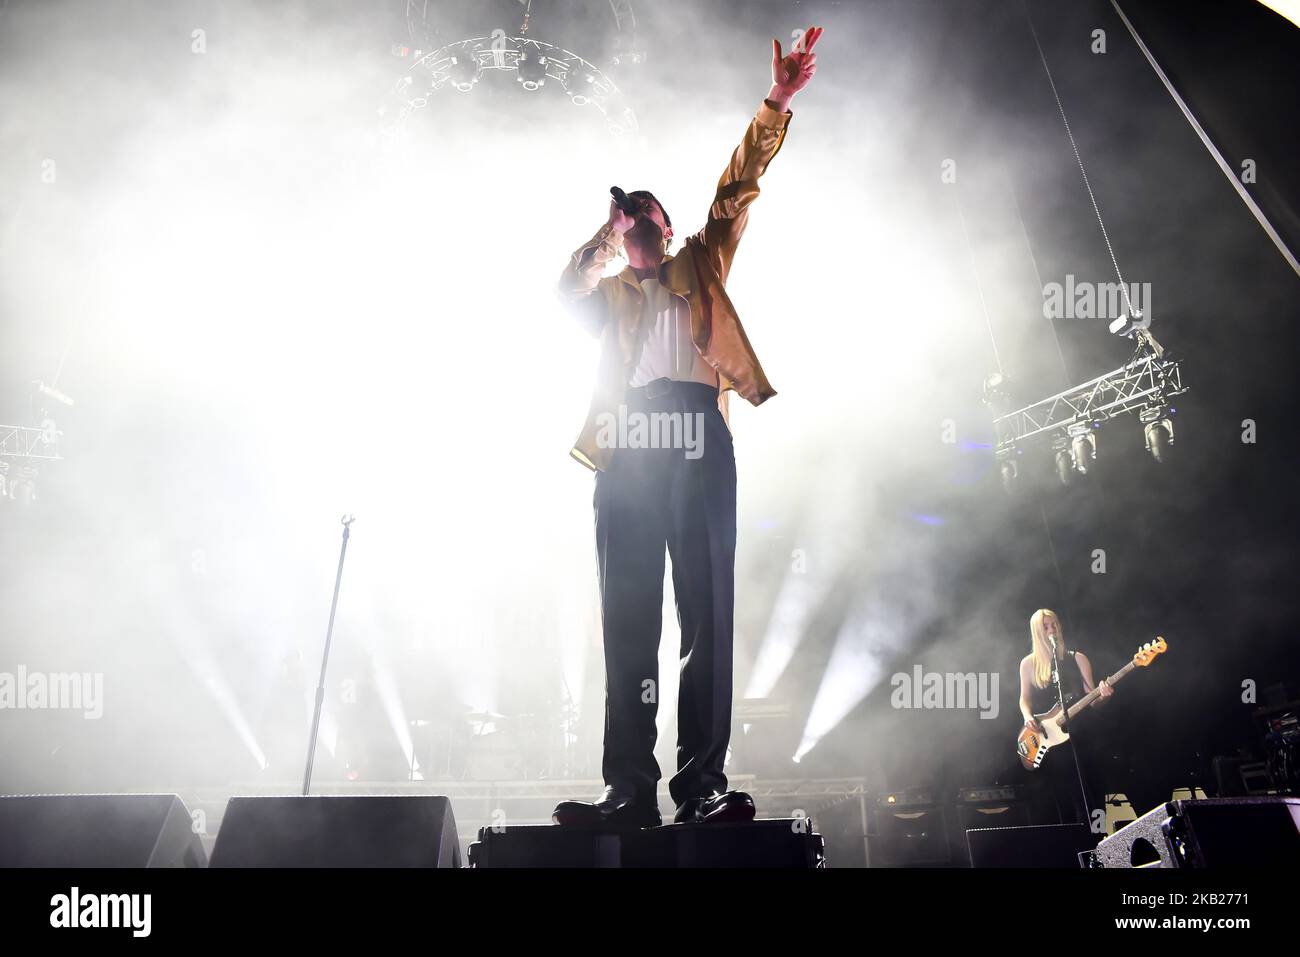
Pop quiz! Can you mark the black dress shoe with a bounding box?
[673,790,757,824]
[552,786,661,829]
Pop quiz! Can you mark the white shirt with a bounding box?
[628,277,719,388]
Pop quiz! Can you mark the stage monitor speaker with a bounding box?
[0,793,207,868]
[1090,796,1300,868]
[208,795,460,868]
[966,822,1092,868]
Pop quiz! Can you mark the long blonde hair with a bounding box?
[1029,609,1066,688]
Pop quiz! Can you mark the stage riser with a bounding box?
[468,820,824,868]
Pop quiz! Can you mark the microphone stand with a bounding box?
[1050,636,1092,831]
[302,514,355,797]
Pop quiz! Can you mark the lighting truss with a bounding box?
[0,423,61,462]
[992,348,1188,458]
[389,35,638,135]
[0,423,59,504]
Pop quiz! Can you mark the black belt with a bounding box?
[627,377,719,401]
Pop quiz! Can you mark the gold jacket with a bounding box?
[556,100,792,471]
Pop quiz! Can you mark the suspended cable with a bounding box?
[953,188,1005,377]
[1024,0,1136,319]
[1110,0,1300,280]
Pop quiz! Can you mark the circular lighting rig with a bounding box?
[386,35,638,137]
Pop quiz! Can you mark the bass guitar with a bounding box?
[1017,637,1168,770]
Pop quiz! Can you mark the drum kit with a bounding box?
[397,696,791,782]
[406,700,591,781]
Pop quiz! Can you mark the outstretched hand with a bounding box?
[771,26,822,97]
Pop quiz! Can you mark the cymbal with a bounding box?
[463,711,508,722]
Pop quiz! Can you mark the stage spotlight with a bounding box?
[33,380,74,407]
[1110,310,1167,359]
[1053,443,1074,486]
[998,454,1018,494]
[565,71,596,105]
[449,52,482,92]
[980,371,1012,410]
[1143,413,1175,463]
[606,104,638,136]
[1108,312,1144,337]
[517,51,548,91]
[1068,425,1096,475]
[7,466,36,505]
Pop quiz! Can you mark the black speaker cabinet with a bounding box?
[873,804,951,867]
[469,825,624,867]
[0,793,207,867]
[952,801,1031,866]
[209,795,460,868]
[647,820,824,868]
[966,822,1093,868]
[467,819,824,868]
[1090,797,1300,868]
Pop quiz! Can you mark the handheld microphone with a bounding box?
[609,186,640,216]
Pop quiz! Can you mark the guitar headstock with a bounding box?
[1133,636,1168,667]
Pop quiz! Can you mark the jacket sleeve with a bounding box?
[696,100,792,285]
[555,222,624,338]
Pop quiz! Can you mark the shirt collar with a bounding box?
[617,253,680,292]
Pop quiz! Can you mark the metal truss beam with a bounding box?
[992,353,1187,452]
[0,423,61,462]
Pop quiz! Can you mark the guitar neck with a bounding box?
[1064,660,1135,721]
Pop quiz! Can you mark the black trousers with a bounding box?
[1041,739,1092,826]
[593,380,736,807]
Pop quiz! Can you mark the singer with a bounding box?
[551,28,823,828]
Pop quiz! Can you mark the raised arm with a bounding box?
[555,201,633,337]
[697,26,821,283]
